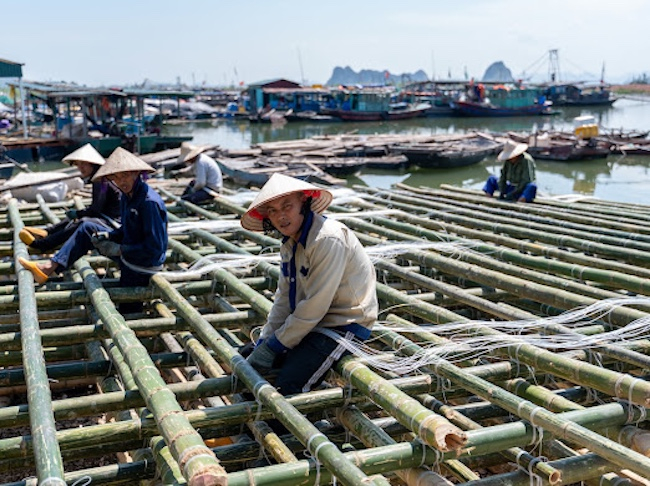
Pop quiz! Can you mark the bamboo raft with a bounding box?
[3,178,650,485]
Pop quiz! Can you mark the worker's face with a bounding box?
[107,171,140,195]
[261,192,306,240]
[74,161,95,178]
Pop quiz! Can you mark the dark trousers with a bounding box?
[51,220,112,270]
[274,331,353,396]
[181,181,215,205]
[30,219,80,251]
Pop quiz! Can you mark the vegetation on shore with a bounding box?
[612,84,650,95]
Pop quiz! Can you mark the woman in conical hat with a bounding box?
[482,139,537,203]
[90,147,168,314]
[19,143,121,251]
[19,148,168,316]
[243,174,378,396]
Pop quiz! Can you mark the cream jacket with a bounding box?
[261,213,378,350]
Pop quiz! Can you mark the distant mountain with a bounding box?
[481,62,514,83]
[326,66,429,86]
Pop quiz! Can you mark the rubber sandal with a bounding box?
[18,257,49,284]
[19,229,35,246]
[24,226,48,238]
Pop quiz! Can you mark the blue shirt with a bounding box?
[110,177,168,268]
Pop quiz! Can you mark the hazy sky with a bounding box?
[2,0,647,87]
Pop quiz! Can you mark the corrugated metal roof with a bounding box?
[0,58,23,78]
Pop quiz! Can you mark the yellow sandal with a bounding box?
[18,257,49,284]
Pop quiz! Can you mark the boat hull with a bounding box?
[451,101,550,117]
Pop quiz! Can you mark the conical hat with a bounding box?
[497,140,528,161]
[62,143,105,166]
[241,173,333,231]
[177,142,210,164]
[92,147,155,181]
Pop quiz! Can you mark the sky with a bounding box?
[2,0,648,88]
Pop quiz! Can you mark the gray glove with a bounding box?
[91,234,121,257]
[246,341,277,372]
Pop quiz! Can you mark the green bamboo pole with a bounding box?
[340,201,650,297]
[397,183,650,241]
[364,184,650,254]
[413,184,650,235]
[73,257,227,486]
[344,217,649,326]
[337,406,459,485]
[151,275,389,486]
[354,187,650,266]
[9,199,66,486]
[0,309,253,351]
[418,393,565,485]
[335,356,467,452]
[437,183,650,227]
[371,254,650,372]
[351,193,650,282]
[372,323,650,478]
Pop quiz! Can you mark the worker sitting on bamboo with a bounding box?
[174,142,222,204]
[483,140,537,203]
[19,148,168,315]
[19,143,121,252]
[241,174,378,395]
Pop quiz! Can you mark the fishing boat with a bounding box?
[451,83,552,117]
[542,82,617,107]
[391,134,502,168]
[392,143,498,168]
[321,88,430,121]
[216,157,344,187]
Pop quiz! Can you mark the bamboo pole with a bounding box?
[151,275,389,486]
[73,257,227,486]
[373,322,650,478]
[9,199,66,486]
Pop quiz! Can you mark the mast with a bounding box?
[548,49,561,83]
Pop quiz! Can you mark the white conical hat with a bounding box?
[62,143,105,166]
[177,142,210,164]
[497,140,528,161]
[92,147,155,181]
[240,173,333,231]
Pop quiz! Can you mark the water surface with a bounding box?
[164,98,650,204]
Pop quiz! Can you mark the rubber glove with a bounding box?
[246,341,277,372]
[66,209,78,220]
[91,233,121,257]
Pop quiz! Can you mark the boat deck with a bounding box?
[2,180,650,484]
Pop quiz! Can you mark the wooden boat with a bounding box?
[392,144,495,168]
[451,84,551,117]
[527,143,610,161]
[452,100,551,117]
[391,135,502,168]
[216,157,344,187]
[542,83,617,107]
[321,88,430,122]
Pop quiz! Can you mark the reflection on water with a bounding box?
[163,98,650,204]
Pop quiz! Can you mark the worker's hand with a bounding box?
[66,209,78,220]
[91,233,121,257]
[246,341,277,372]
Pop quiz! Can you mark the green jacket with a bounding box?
[499,152,536,196]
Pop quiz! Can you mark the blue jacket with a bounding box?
[110,177,168,268]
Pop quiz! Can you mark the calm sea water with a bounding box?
[164,98,650,204]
